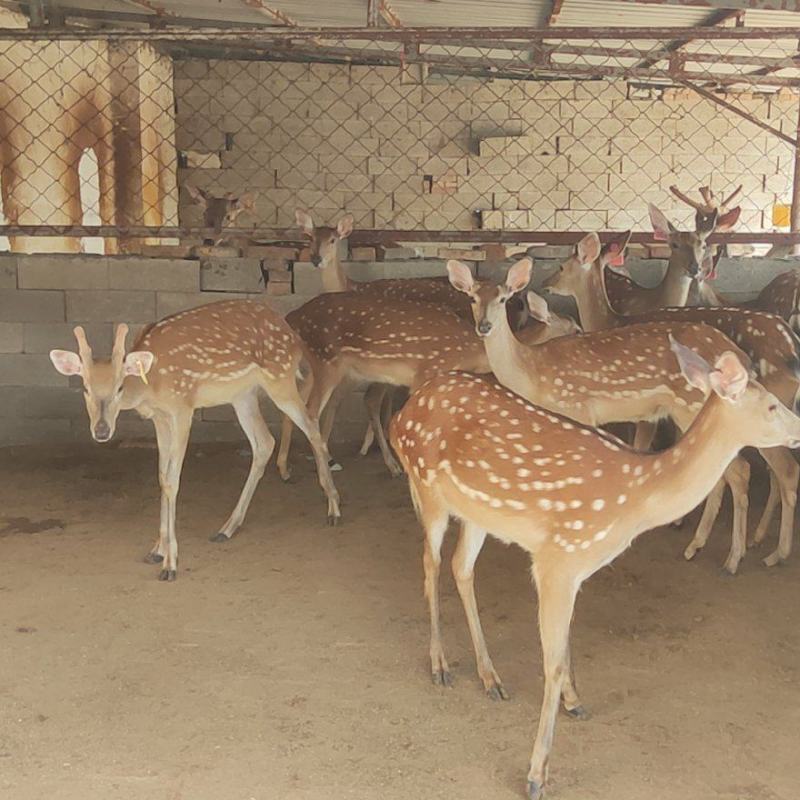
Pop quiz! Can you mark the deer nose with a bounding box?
[311,256,322,267]
[477,320,493,336]
[93,420,111,442]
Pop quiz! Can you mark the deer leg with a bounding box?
[760,447,799,567]
[721,456,751,575]
[527,565,581,800]
[271,377,341,525]
[158,411,192,582]
[752,462,780,547]
[413,485,451,688]
[365,384,403,477]
[276,366,315,482]
[212,391,276,542]
[145,416,171,565]
[451,521,507,699]
[683,478,725,561]
[359,384,383,456]
[632,420,657,451]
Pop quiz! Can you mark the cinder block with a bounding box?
[200,258,264,293]
[0,353,68,386]
[108,258,200,292]
[0,289,64,323]
[0,256,16,288]
[23,322,113,355]
[18,255,108,290]
[266,295,309,316]
[65,291,156,324]
[0,323,23,353]
[0,385,85,419]
[0,417,72,446]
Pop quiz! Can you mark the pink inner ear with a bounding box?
[607,252,626,267]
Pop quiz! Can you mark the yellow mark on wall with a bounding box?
[773,204,791,227]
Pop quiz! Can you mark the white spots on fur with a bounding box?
[591,499,605,511]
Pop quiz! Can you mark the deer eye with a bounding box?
[768,403,778,412]
[330,237,336,243]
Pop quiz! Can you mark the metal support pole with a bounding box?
[28,0,46,27]
[791,89,800,255]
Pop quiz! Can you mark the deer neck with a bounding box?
[657,255,693,307]
[483,310,539,395]
[572,265,620,332]
[628,395,742,531]
[120,375,150,411]
[320,252,352,293]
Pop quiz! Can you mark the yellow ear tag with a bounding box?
[137,360,149,385]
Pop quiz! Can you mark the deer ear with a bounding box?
[709,351,749,402]
[576,232,601,265]
[446,260,475,294]
[337,213,354,239]
[670,335,712,394]
[715,206,741,232]
[649,204,671,242]
[295,208,314,235]
[123,351,155,379]
[601,231,631,268]
[186,184,207,208]
[237,191,257,211]
[50,350,83,377]
[505,258,533,294]
[526,291,551,324]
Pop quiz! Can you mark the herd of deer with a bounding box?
[48,184,800,799]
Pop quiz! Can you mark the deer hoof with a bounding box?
[329,460,343,472]
[143,552,164,565]
[327,514,340,527]
[432,668,453,688]
[209,532,230,543]
[565,704,591,721]
[527,779,544,800]
[486,682,510,701]
[158,569,177,582]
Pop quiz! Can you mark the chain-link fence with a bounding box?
[0,25,798,253]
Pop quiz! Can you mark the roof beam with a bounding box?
[241,0,298,26]
[609,0,800,10]
[545,0,565,26]
[378,0,403,28]
[120,0,177,17]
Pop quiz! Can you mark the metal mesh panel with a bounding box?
[0,26,798,250]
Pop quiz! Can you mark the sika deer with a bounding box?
[545,232,800,568]
[186,185,258,244]
[50,300,341,580]
[390,350,800,799]
[448,257,757,573]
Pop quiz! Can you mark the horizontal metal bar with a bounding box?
[0,25,798,42]
[609,0,800,11]
[1,225,798,246]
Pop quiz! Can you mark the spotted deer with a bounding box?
[186,185,258,244]
[603,185,741,314]
[294,208,577,460]
[448,257,758,574]
[544,232,800,568]
[50,300,341,581]
[390,349,800,800]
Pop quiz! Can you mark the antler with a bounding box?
[670,183,743,215]
[111,323,129,371]
[73,325,94,373]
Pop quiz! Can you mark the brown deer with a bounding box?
[602,185,741,314]
[186,185,258,244]
[50,300,341,581]
[448,257,758,574]
[389,351,800,800]
[544,231,800,568]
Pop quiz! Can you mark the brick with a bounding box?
[0,256,16,288]
[23,322,113,355]
[438,248,486,262]
[140,244,196,259]
[108,258,200,292]
[65,291,155,323]
[480,210,504,230]
[0,289,64,323]
[266,267,292,283]
[0,385,85,419]
[0,323,23,353]
[18,255,108,290]
[0,353,67,386]
[200,258,264,293]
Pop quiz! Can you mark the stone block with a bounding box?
[0,385,85,419]
[0,323,23,353]
[108,258,200,292]
[23,322,113,355]
[0,289,65,322]
[66,291,155,324]
[0,256,17,288]
[0,353,68,386]
[200,258,264,293]
[18,255,108,290]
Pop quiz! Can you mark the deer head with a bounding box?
[50,325,154,442]
[541,232,603,297]
[186,185,258,236]
[671,336,800,450]
[447,258,533,338]
[296,208,354,268]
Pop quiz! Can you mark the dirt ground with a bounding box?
[0,439,798,800]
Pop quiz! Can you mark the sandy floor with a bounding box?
[0,440,798,800]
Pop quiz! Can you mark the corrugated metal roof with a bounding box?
[552,0,712,29]
[392,0,551,28]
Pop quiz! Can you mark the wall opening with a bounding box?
[79,147,104,255]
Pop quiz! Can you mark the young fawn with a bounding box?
[390,345,800,799]
[50,300,341,580]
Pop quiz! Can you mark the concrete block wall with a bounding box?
[174,59,796,235]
